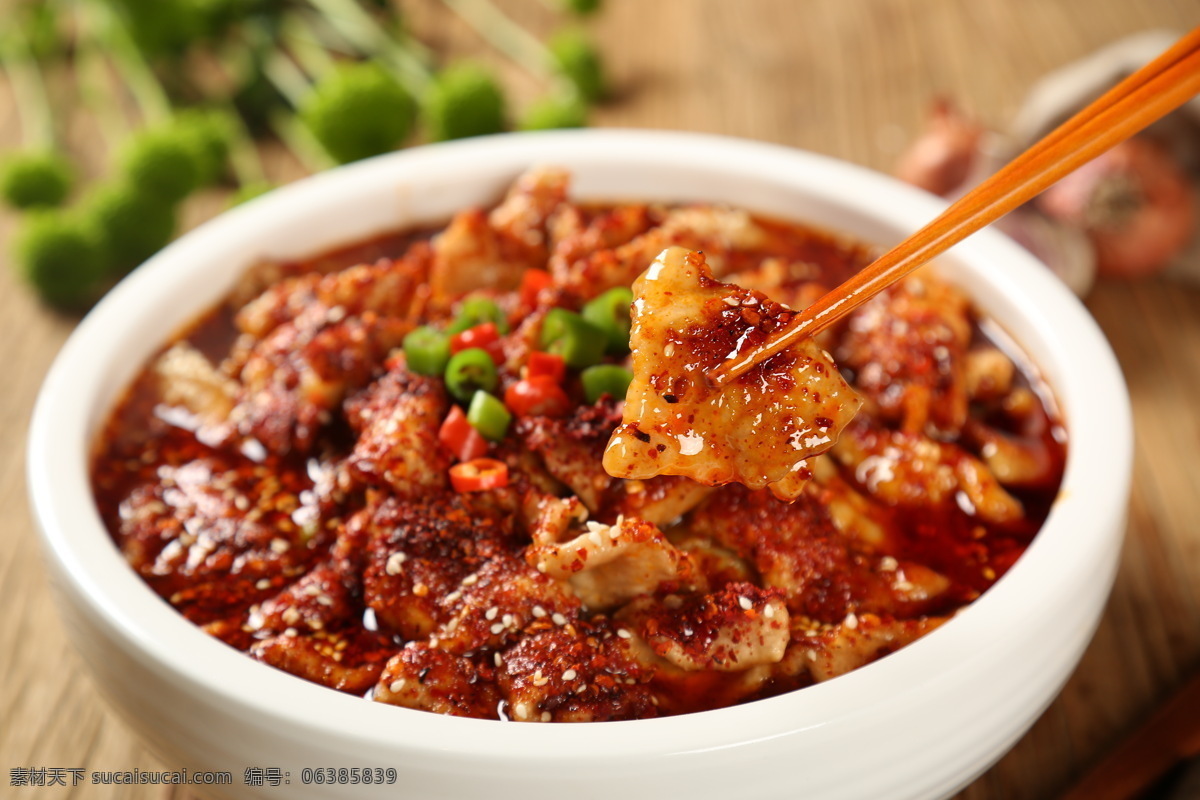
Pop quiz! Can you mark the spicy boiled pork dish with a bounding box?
[91,167,1066,722]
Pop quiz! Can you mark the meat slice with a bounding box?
[604,247,861,500]
[618,584,790,672]
[374,642,502,718]
[222,305,409,455]
[113,434,326,624]
[497,622,659,722]
[361,493,520,639]
[837,272,972,437]
[251,628,397,693]
[344,368,452,497]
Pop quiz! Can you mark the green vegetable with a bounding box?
[403,326,452,376]
[444,347,499,402]
[559,0,602,14]
[118,128,202,203]
[547,29,605,102]
[582,286,633,353]
[518,93,588,131]
[424,63,507,142]
[13,211,105,309]
[0,151,72,210]
[448,295,509,334]
[80,182,177,277]
[467,390,512,442]
[170,109,234,186]
[581,364,633,404]
[539,307,607,369]
[300,62,417,165]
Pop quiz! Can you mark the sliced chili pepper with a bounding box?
[526,351,566,383]
[448,295,509,334]
[402,326,451,377]
[581,364,634,404]
[467,390,512,441]
[582,287,634,354]
[505,375,571,417]
[519,269,553,308]
[449,458,509,492]
[438,406,489,462]
[450,322,505,364]
[444,347,499,402]
[539,308,607,369]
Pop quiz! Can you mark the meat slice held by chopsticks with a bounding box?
[603,246,862,500]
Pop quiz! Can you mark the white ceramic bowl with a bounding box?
[28,130,1131,800]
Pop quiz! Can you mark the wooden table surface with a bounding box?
[3,1,1198,798]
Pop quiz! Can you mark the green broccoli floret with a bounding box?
[170,109,235,186]
[13,211,106,309]
[519,93,588,131]
[424,63,507,142]
[81,181,177,277]
[0,151,73,210]
[118,128,203,203]
[548,29,606,102]
[301,62,417,165]
[559,0,601,15]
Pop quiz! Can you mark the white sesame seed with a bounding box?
[461,574,479,586]
[588,530,604,546]
[551,613,567,626]
[532,605,547,618]
[723,296,741,306]
[494,653,503,667]
[536,562,547,573]
[616,628,631,639]
[283,627,297,637]
[540,711,551,722]
[316,594,333,607]
[385,552,407,575]
[255,579,271,590]
[269,538,289,554]
[501,613,514,627]
[485,606,499,621]
[282,607,300,625]
[806,649,817,662]
[764,604,776,619]
[664,342,675,357]
[737,595,753,611]
[490,623,505,635]
[845,612,859,630]
[562,669,577,681]
[585,520,606,534]
[445,591,462,604]
[880,556,899,572]
[514,702,528,720]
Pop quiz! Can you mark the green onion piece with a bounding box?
[582,287,633,354]
[403,326,451,376]
[444,347,499,402]
[538,308,607,369]
[448,295,509,334]
[467,390,512,442]
[581,364,634,404]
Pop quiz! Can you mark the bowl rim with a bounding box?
[27,128,1132,763]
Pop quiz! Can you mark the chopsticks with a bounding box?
[1061,667,1200,800]
[707,25,1200,388]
